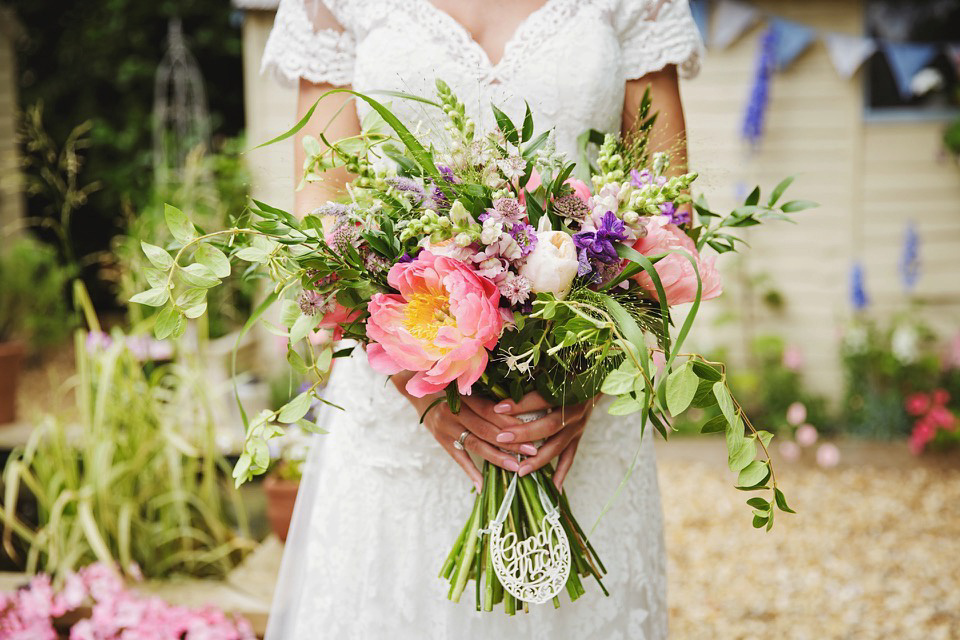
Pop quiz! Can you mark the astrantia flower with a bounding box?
[573,211,628,268]
[498,272,532,305]
[484,198,524,225]
[299,290,334,316]
[497,155,527,181]
[327,223,360,254]
[554,194,591,224]
[509,223,538,257]
[366,251,503,396]
[364,252,392,273]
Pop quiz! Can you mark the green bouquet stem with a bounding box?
[442,460,607,613]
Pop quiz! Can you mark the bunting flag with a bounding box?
[823,32,878,79]
[882,42,939,99]
[710,0,760,50]
[770,17,816,71]
[688,0,710,42]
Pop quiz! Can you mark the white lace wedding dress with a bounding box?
[260,1,701,638]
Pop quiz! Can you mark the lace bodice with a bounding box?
[262,0,702,159]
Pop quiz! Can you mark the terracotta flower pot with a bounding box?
[0,341,25,425]
[263,474,300,542]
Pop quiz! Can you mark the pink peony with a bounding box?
[315,302,361,341]
[631,216,722,306]
[366,251,503,397]
[520,170,591,206]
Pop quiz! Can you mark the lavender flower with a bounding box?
[850,262,869,311]
[312,203,352,221]
[385,176,425,204]
[573,211,628,273]
[509,223,538,257]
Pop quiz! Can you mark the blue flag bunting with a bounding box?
[882,42,938,99]
[770,17,816,71]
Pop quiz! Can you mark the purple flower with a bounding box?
[573,211,627,272]
[509,223,538,257]
[630,169,653,187]
[436,165,457,183]
[385,176,425,204]
[660,202,690,226]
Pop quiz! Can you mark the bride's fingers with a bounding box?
[446,444,483,491]
[552,435,582,491]
[492,391,551,416]
[517,424,581,476]
[461,395,522,429]
[462,433,521,473]
[494,405,585,444]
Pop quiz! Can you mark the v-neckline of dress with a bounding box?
[416,0,563,74]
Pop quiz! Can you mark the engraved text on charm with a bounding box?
[490,510,571,604]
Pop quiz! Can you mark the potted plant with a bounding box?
[262,413,315,541]
[0,235,73,424]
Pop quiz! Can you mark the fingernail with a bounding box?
[518,465,531,476]
[474,480,482,492]
[496,432,515,443]
[520,444,538,456]
[503,458,519,472]
[494,402,512,414]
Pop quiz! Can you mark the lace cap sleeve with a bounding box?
[614,0,703,80]
[261,0,355,86]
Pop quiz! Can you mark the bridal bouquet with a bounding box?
[133,80,812,613]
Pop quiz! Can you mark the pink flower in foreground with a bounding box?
[366,251,503,397]
[520,170,591,206]
[315,302,361,341]
[631,216,722,306]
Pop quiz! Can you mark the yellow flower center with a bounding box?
[404,291,455,345]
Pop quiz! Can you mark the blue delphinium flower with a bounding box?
[573,211,628,275]
[850,261,869,311]
[900,222,920,292]
[742,26,778,147]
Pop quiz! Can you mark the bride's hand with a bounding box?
[391,373,539,491]
[491,392,598,490]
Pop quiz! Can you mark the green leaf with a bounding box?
[601,362,639,395]
[700,414,727,433]
[287,348,309,374]
[154,307,179,340]
[296,418,328,434]
[175,288,207,308]
[665,362,699,416]
[691,360,722,382]
[744,186,760,206]
[746,497,769,510]
[521,101,534,142]
[141,241,173,270]
[249,438,270,470]
[144,267,167,289]
[601,295,647,357]
[781,199,818,213]
[756,430,774,447]
[491,105,518,146]
[315,347,333,372]
[608,394,644,416]
[713,381,736,427]
[232,453,252,487]
[280,299,301,328]
[774,488,796,514]
[752,514,768,529]
[235,247,270,263]
[179,263,220,289]
[279,392,313,423]
[183,303,207,319]
[164,204,195,244]
[737,460,769,487]
[130,287,169,307]
[728,436,756,473]
[196,243,231,278]
[767,176,794,206]
[290,312,316,344]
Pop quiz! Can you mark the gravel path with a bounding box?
[659,452,960,639]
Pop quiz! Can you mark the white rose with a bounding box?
[519,231,579,300]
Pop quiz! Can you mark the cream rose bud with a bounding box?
[519,231,579,300]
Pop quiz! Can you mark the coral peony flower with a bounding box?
[366,251,503,397]
[631,216,722,306]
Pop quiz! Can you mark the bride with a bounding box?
[260,1,701,637]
